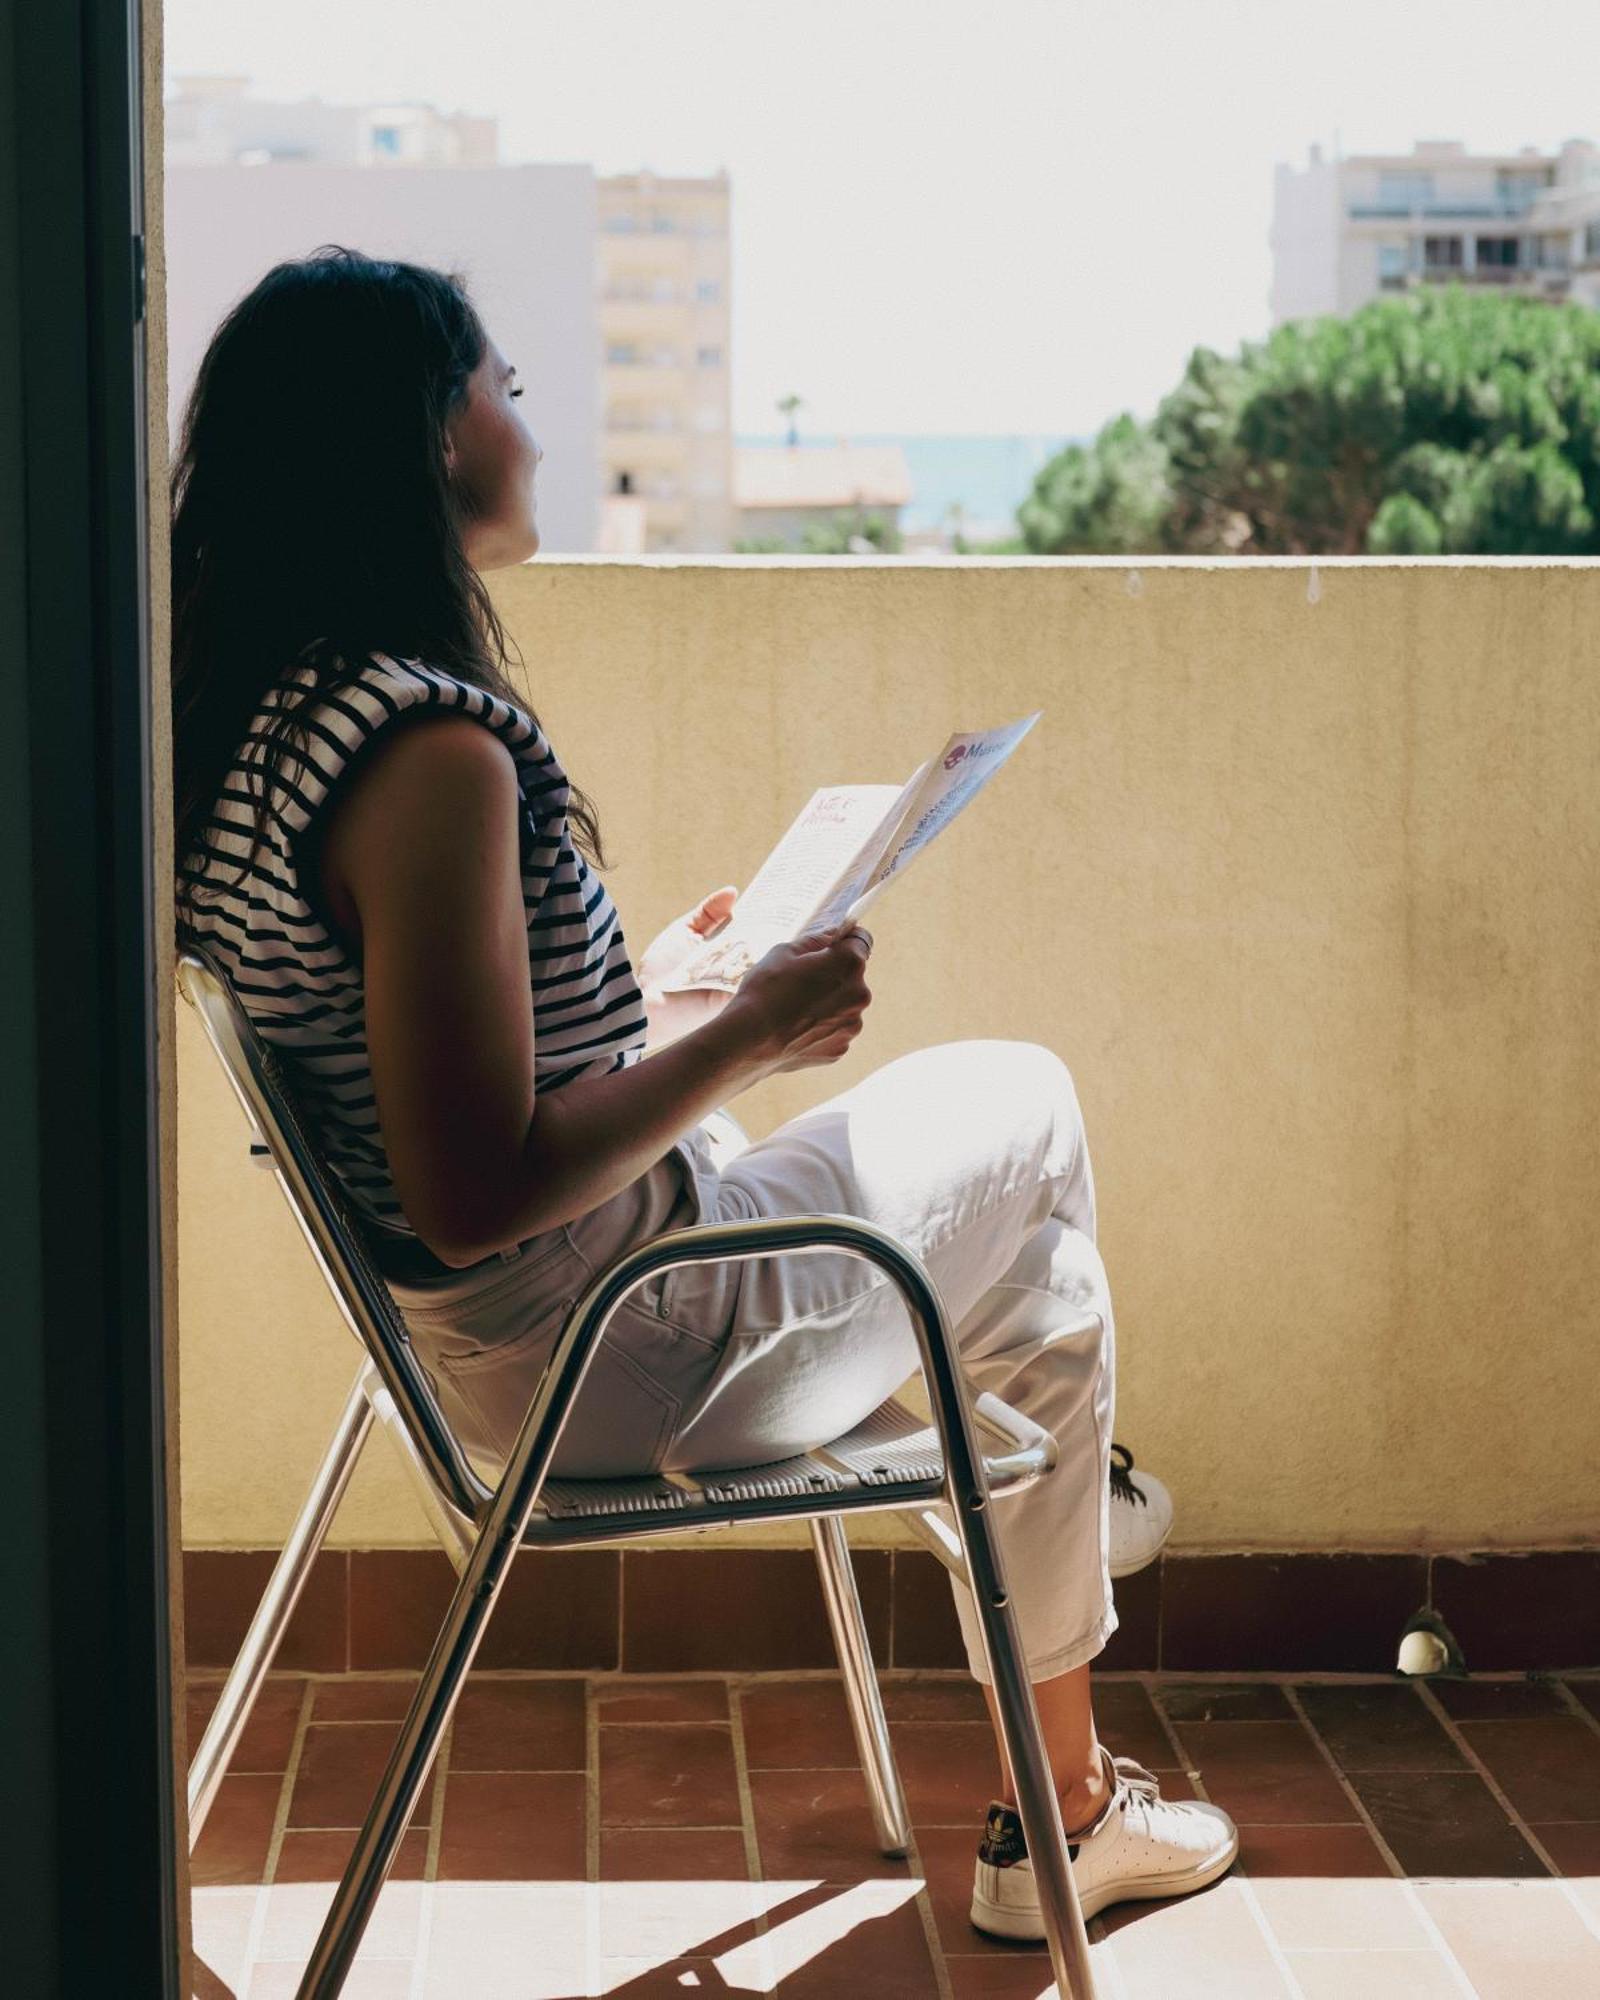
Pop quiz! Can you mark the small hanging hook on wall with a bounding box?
[1306,561,1322,606]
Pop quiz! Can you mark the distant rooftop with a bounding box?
[734,442,913,511]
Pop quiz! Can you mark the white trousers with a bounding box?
[391,1040,1117,1683]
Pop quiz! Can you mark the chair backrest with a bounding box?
[176,941,492,1519]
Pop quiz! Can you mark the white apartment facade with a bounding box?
[1271,138,1600,325]
[168,74,498,169]
[165,159,601,552]
[596,172,733,554]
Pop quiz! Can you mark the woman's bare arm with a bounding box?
[318,712,868,1266]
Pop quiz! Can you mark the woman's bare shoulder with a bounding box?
[314,711,521,956]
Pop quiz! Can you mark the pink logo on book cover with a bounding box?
[943,744,968,770]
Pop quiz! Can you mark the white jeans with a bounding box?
[391,1040,1117,1683]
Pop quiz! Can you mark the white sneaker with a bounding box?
[1108,1443,1172,1580]
[970,1748,1238,1939]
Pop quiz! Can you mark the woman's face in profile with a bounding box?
[446,334,543,570]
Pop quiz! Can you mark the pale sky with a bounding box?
[164,0,1600,438]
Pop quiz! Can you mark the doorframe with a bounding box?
[0,0,181,1991]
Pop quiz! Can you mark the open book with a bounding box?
[660,712,1041,995]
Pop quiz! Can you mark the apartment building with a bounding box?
[167,74,498,169]
[1271,137,1600,324]
[596,172,733,553]
[165,157,601,552]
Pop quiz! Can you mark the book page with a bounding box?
[661,783,903,993]
[660,712,1041,994]
[818,712,1041,928]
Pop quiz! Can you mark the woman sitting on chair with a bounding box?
[171,247,1237,1938]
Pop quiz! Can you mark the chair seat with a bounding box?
[529,1389,1048,1532]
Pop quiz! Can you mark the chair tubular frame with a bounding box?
[177,945,1098,2000]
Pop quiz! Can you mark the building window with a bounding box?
[695,279,721,305]
[1476,236,1520,268]
[1496,168,1550,211]
[1586,220,1600,261]
[371,125,402,157]
[615,471,634,496]
[696,345,723,368]
[1424,235,1463,270]
[1377,170,1435,210]
[601,215,638,234]
[1377,242,1408,290]
[1536,234,1570,270]
[605,343,640,365]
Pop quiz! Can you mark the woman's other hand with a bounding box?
[726,924,873,1076]
[639,884,739,1053]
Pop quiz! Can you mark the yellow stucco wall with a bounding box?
[179,557,1600,1553]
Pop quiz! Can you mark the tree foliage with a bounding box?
[1020,287,1600,556]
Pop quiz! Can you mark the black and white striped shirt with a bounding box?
[178,652,646,1233]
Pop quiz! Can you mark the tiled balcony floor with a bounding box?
[189,1669,1600,1998]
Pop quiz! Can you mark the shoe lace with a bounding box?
[1109,1441,1147,1508]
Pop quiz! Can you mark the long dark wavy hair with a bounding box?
[172,245,604,926]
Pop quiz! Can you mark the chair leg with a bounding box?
[187,1362,377,1845]
[810,1514,911,1857]
[913,1348,1100,1998]
[363,1374,475,1572]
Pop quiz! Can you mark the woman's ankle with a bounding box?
[1058,1757,1112,1838]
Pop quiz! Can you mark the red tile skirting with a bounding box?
[180,1546,1600,1674]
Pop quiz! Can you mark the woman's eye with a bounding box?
[509,385,524,399]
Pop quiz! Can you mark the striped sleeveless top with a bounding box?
[178,652,647,1236]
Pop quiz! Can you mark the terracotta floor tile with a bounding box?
[755,1876,936,1998]
[272,1825,430,1884]
[598,1958,744,1997]
[1432,1676,1570,1720]
[589,1676,730,1723]
[623,1547,887,1671]
[1416,1878,1600,1999]
[1534,1821,1600,1922]
[436,1768,586,1881]
[186,1675,306,1773]
[254,1863,424,1965]
[913,1823,1044,1960]
[245,1964,414,2000]
[1284,1947,1463,1998]
[1156,1682,1295,1723]
[1099,1876,1292,1997]
[449,1676,586,1771]
[1248,1870,1429,1953]
[191,1772,282,1886]
[1237,1820,1390,1878]
[311,1675,420,1722]
[600,1826,751,1882]
[944,1953,1062,1997]
[1165,1720,1357,1825]
[741,1677,859,1769]
[749,1767,914,1880]
[1092,1679,1183,1771]
[891,1719,1005,1826]
[879,1673,990,1722]
[1348,1768,1547,1878]
[598,1872,764,1965]
[423,1880,588,1998]
[1297,1682,1465,1772]
[288,1721,434,1830]
[189,1884,259,1995]
[1458,1714,1600,1821]
[599,1720,740,1828]
[1097,1558,1162,1671]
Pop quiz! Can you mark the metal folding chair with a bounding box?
[178,941,1099,2000]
